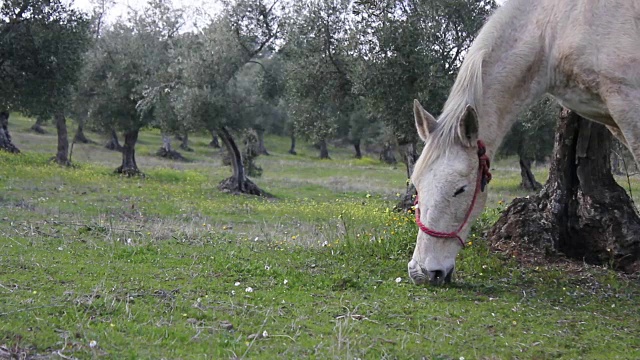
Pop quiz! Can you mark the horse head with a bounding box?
[408,99,491,285]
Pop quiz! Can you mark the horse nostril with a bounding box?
[444,267,454,284]
[428,270,445,284]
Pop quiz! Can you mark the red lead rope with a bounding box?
[414,140,492,248]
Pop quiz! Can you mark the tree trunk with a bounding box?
[105,128,123,152]
[318,139,330,159]
[488,110,640,273]
[179,131,193,152]
[288,132,297,155]
[0,111,20,153]
[518,157,542,190]
[115,129,142,176]
[217,126,268,196]
[255,127,270,155]
[353,139,362,159]
[610,140,627,176]
[73,119,94,144]
[243,129,263,177]
[30,116,46,134]
[53,112,70,166]
[379,142,397,164]
[396,142,418,211]
[209,130,221,148]
[156,133,185,160]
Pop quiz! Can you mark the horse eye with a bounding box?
[453,186,466,197]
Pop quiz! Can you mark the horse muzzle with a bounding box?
[408,259,454,285]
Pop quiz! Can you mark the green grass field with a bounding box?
[1,117,639,359]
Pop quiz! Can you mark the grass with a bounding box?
[1,117,639,359]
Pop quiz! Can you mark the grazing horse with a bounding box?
[409,0,640,285]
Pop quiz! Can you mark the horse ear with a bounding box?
[459,105,479,147]
[413,99,438,141]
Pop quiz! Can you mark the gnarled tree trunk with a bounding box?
[156,133,185,160]
[380,142,397,165]
[519,157,542,190]
[353,139,362,159]
[105,128,123,152]
[115,129,142,176]
[31,116,47,134]
[256,127,269,155]
[396,142,418,211]
[53,112,70,166]
[0,111,20,153]
[488,110,640,273]
[217,127,267,196]
[209,130,221,148]
[179,131,193,152]
[318,139,330,159]
[288,132,297,155]
[73,119,94,144]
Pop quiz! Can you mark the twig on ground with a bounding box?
[241,309,271,360]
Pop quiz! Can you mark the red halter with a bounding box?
[414,140,492,248]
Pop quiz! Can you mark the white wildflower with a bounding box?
[395,277,402,283]
[234,281,240,286]
[245,287,253,293]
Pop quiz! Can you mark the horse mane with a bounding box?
[412,49,486,180]
[413,3,517,179]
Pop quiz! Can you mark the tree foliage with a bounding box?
[351,0,496,145]
[499,96,557,162]
[283,0,355,151]
[0,0,90,115]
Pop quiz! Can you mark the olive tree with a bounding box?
[283,0,355,159]
[352,0,496,208]
[0,0,90,157]
[499,96,557,190]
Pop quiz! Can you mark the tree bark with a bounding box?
[217,127,268,196]
[73,119,94,144]
[105,128,123,152]
[353,139,362,159]
[488,110,640,273]
[611,152,622,175]
[288,132,297,155]
[53,112,70,166]
[518,157,542,191]
[115,129,142,176]
[179,131,193,152]
[30,116,46,134]
[379,142,397,164]
[156,133,185,160]
[396,142,418,211]
[610,140,629,176]
[255,127,269,155]
[0,111,20,153]
[318,139,330,159]
[209,130,221,148]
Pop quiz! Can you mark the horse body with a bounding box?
[409,0,640,285]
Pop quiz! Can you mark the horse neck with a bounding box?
[473,3,550,156]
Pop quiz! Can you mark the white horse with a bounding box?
[409,0,640,285]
